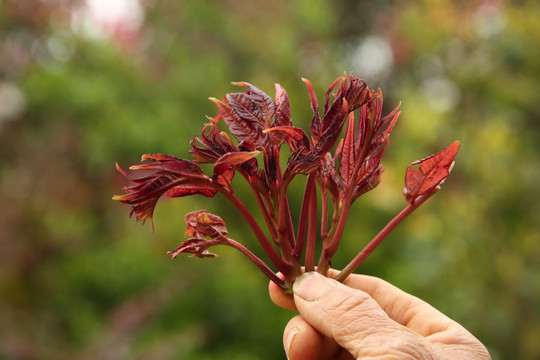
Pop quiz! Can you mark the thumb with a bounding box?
[292,272,438,359]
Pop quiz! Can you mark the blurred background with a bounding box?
[1,0,539,359]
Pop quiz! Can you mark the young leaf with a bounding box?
[303,78,322,143]
[209,97,268,150]
[168,238,221,259]
[231,82,276,127]
[338,112,356,183]
[185,209,228,239]
[113,156,216,225]
[190,123,237,164]
[270,83,292,147]
[264,125,311,153]
[403,141,461,203]
[213,150,260,175]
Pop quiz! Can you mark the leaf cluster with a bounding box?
[114,75,460,290]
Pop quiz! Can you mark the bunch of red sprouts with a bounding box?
[114,74,460,292]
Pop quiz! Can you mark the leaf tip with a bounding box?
[231,81,248,87]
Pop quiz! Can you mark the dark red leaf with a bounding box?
[168,210,230,259]
[303,78,323,142]
[352,160,384,201]
[227,92,264,126]
[113,155,216,225]
[403,141,461,203]
[315,97,349,155]
[184,210,228,239]
[213,150,260,175]
[231,82,276,126]
[190,123,237,164]
[214,168,235,188]
[210,97,268,149]
[367,104,400,159]
[273,83,291,127]
[308,75,357,155]
[323,76,344,115]
[283,151,319,181]
[130,154,205,176]
[319,152,342,202]
[168,238,220,259]
[264,126,311,154]
[270,83,292,146]
[339,112,356,183]
[343,75,369,112]
[165,183,217,198]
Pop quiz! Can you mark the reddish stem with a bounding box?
[320,184,329,246]
[226,238,288,290]
[252,190,279,244]
[217,186,292,277]
[317,199,351,275]
[305,176,318,272]
[294,174,316,259]
[334,193,432,282]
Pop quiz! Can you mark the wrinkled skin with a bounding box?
[269,271,491,360]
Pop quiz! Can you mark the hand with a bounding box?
[269,271,491,360]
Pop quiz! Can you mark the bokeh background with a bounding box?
[1,0,539,359]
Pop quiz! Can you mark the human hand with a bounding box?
[269,271,491,360]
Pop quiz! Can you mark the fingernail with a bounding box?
[284,327,299,360]
[293,272,338,301]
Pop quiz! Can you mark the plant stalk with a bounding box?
[217,186,292,277]
[334,193,432,282]
[305,176,318,272]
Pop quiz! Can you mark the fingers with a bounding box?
[292,272,439,359]
[270,271,490,360]
[339,273,455,337]
[270,271,464,338]
[284,316,355,360]
[283,315,324,360]
[269,276,296,311]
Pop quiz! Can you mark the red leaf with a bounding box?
[190,123,237,164]
[264,126,311,153]
[303,78,322,142]
[130,154,205,176]
[227,92,264,126]
[165,183,217,198]
[231,82,276,126]
[184,210,228,239]
[403,141,461,203]
[323,76,344,114]
[315,97,349,155]
[338,112,356,182]
[213,150,260,175]
[168,210,230,259]
[210,97,268,150]
[343,75,369,112]
[273,83,291,127]
[168,238,220,259]
[269,83,292,146]
[113,155,216,225]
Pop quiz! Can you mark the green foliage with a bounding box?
[1,1,539,359]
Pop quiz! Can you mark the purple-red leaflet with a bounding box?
[403,141,461,203]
